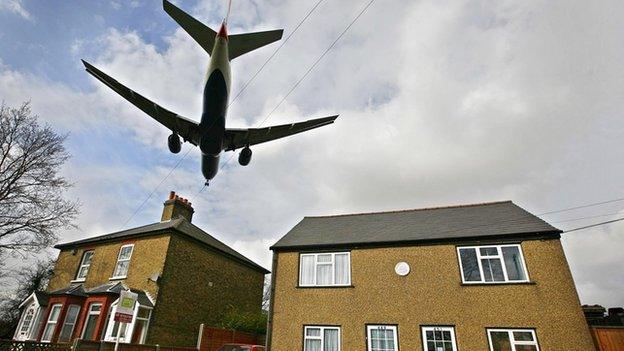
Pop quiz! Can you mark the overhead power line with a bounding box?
[228,0,327,107]
[563,217,624,233]
[539,197,624,215]
[220,0,378,170]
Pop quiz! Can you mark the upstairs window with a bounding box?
[112,244,134,279]
[75,250,94,281]
[457,244,529,284]
[299,252,351,287]
[487,329,540,351]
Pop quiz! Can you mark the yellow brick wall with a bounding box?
[147,234,265,347]
[270,238,595,350]
[48,235,171,299]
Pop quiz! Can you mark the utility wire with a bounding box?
[121,147,193,228]
[538,197,624,215]
[563,217,624,233]
[228,0,327,107]
[551,211,624,223]
[120,1,327,226]
[221,0,378,168]
[258,0,377,128]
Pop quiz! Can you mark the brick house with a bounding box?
[267,201,595,351]
[13,192,268,347]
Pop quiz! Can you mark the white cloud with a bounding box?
[0,0,32,21]
[1,0,623,307]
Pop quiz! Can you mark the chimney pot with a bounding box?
[161,191,194,222]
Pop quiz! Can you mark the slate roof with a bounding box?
[34,291,49,306]
[271,201,561,250]
[48,282,154,307]
[55,218,269,274]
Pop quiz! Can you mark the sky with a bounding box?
[0,0,623,307]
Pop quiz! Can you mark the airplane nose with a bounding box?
[217,22,228,39]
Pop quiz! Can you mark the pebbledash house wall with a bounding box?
[269,237,596,350]
[147,234,266,347]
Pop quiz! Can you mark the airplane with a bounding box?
[82,0,338,186]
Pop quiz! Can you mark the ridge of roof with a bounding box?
[304,200,512,219]
[272,200,559,250]
[54,218,269,274]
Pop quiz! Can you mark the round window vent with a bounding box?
[395,261,410,276]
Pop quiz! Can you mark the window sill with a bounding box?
[297,285,355,289]
[109,276,127,281]
[70,279,86,283]
[461,281,536,286]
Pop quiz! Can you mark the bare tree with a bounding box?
[0,102,79,253]
[0,259,54,338]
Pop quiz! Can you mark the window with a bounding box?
[304,326,340,351]
[41,304,62,342]
[457,244,528,284]
[367,325,398,351]
[104,299,152,344]
[130,307,152,344]
[112,244,134,279]
[17,306,35,336]
[81,303,102,340]
[75,250,94,281]
[58,305,80,342]
[487,329,539,351]
[421,326,457,351]
[299,252,351,286]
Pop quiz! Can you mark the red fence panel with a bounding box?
[198,327,265,351]
[589,327,624,351]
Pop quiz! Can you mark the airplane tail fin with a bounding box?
[163,0,217,55]
[228,29,283,60]
[163,0,283,60]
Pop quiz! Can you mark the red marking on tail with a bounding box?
[217,22,228,39]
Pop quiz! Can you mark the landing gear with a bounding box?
[204,181,210,187]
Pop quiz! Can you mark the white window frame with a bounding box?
[111,244,134,279]
[421,326,458,351]
[366,325,398,351]
[303,326,341,351]
[299,252,351,287]
[457,244,529,284]
[15,303,37,340]
[487,329,540,351]
[41,304,62,343]
[58,304,81,343]
[74,250,94,282]
[103,299,152,344]
[81,302,102,339]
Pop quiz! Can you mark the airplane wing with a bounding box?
[82,60,200,146]
[223,115,338,151]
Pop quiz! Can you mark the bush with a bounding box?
[218,308,268,335]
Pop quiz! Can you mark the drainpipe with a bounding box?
[265,252,279,351]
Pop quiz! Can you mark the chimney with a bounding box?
[161,191,194,222]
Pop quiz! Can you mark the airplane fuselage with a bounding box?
[199,29,231,181]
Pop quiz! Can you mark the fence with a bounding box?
[589,326,624,351]
[72,340,196,351]
[0,340,71,351]
[197,326,265,351]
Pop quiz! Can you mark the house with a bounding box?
[13,191,268,347]
[267,201,596,351]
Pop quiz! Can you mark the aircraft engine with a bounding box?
[238,147,252,166]
[168,133,181,154]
